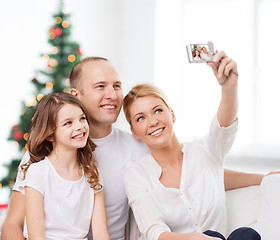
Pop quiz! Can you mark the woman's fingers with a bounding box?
[213,50,227,63]
[207,50,238,85]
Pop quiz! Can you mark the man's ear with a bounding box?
[70,88,80,97]
[130,126,140,140]
[171,109,176,123]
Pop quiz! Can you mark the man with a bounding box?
[70,57,150,240]
[1,57,264,240]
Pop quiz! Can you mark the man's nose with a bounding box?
[105,86,117,100]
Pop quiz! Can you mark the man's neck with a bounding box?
[90,123,113,139]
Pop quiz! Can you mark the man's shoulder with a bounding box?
[113,128,133,138]
[112,128,150,158]
[113,128,140,144]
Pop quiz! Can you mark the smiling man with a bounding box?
[69,57,150,240]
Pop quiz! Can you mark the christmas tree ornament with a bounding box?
[1,0,82,192]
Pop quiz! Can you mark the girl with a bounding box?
[193,49,202,62]
[21,92,110,240]
[122,51,260,240]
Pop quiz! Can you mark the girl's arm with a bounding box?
[208,51,239,127]
[25,186,45,240]
[91,190,110,240]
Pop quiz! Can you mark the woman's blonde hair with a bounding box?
[21,92,102,190]
[123,84,171,126]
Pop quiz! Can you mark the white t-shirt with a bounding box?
[123,116,238,240]
[93,128,149,240]
[24,157,102,240]
[14,128,149,240]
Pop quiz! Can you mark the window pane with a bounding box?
[257,0,280,147]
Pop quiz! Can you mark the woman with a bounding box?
[122,51,260,240]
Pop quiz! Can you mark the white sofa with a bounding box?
[226,174,280,240]
[225,185,261,235]
[1,175,279,239]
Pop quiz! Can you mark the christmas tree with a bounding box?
[0,1,82,192]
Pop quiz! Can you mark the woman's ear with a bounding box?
[130,126,140,140]
[171,109,176,123]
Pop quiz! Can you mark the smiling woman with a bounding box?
[121,50,260,240]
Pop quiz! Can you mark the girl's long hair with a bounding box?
[21,92,102,190]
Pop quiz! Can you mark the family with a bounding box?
[193,45,212,62]
[1,50,269,240]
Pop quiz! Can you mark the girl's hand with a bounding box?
[207,50,238,86]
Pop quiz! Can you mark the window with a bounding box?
[154,0,280,171]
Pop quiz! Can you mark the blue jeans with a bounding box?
[204,227,261,240]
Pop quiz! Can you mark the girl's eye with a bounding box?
[64,121,72,126]
[80,116,86,121]
[155,109,163,114]
[136,116,145,122]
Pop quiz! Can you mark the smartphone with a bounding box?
[186,43,215,63]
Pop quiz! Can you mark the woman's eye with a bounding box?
[80,116,86,121]
[155,109,163,114]
[137,116,145,122]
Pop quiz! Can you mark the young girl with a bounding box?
[21,92,110,240]
[122,51,260,240]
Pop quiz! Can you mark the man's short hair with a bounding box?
[69,57,109,91]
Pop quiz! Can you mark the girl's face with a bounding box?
[52,103,89,151]
[129,96,176,150]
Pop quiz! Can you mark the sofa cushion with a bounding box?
[226,185,261,235]
[256,174,280,240]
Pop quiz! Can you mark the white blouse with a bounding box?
[124,115,238,240]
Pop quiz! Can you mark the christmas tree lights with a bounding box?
[1,0,82,192]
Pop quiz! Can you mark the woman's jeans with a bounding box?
[203,227,261,240]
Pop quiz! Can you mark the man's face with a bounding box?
[74,60,123,127]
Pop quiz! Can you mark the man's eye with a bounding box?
[96,85,104,89]
[114,84,121,89]
[137,116,145,122]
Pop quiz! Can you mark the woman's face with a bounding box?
[129,96,175,150]
[202,47,209,54]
